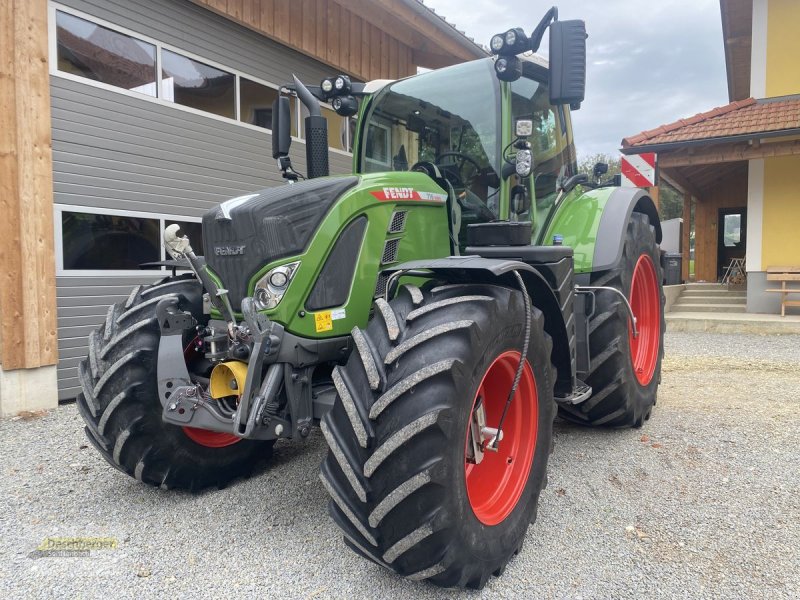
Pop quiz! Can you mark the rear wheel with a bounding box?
[75,275,272,491]
[320,283,554,588]
[561,212,665,427]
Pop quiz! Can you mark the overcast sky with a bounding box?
[425,0,730,159]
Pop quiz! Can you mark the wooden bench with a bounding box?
[766,266,800,316]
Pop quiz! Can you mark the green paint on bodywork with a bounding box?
[243,171,450,337]
[498,81,513,221]
[538,185,617,273]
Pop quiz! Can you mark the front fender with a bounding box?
[385,256,575,395]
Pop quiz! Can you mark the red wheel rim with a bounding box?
[182,426,242,448]
[629,254,661,386]
[464,351,538,526]
[181,336,242,448]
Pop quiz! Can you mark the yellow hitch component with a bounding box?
[209,360,249,399]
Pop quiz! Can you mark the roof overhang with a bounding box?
[622,127,800,156]
[190,0,487,81]
[721,0,753,101]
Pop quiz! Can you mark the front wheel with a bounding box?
[76,275,273,491]
[320,283,554,589]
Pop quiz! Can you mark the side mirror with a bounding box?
[549,19,587,109]
[511,184,531,214]
[593,162,609,179]
[271,96,292,159]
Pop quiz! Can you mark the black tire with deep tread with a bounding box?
[561,212,666,428]
[76,274,272,491]
[320,283,555,589]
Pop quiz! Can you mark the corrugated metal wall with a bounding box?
[53,0,354,399]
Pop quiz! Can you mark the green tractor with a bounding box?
[76,8,664,589]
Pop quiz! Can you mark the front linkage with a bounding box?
[157,226,351,444]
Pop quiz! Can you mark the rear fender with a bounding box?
[385,257,574,394]
[542,186,662,273]
[592,188,662,272]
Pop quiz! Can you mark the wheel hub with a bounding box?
[466,398,503,465]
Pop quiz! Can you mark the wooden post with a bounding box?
[648,186,660,212]
[682,192,692,282]
[0,0,58,402]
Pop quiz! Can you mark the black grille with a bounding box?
[381,238,400,264]
[388,211,407,233]
[374,273,390,298]
[202,176,358,309]
[305,216,367,311]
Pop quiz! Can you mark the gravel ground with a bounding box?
[1,331,798,599]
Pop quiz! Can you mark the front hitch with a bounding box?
[155,296,288,441]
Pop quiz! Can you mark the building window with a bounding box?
[61,212,161,270]
[57,207,203,274]
[723,214,742,247]
[301,105,352,151]
[55,10,157,96]
[161,49,235,119]
[168,220,204,250]
[51,5,354,153]
[241,77,291,134]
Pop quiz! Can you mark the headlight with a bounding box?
[253,261,300,310]
[321,79,334,94]
[505,29,517,47]
[515,149,532,178]
[490,34,504,53]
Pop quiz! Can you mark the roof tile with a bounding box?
[622,97,800,148]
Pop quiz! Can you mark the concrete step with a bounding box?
[683,283,728,290]
[682,287,746,295]
[666,312,800,334]
[675,295,747,305]
[670,303,747,313]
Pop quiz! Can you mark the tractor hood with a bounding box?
[201,176,359,309]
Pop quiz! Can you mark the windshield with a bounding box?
[358,59,502,216]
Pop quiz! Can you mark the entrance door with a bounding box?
[717,208,747,279]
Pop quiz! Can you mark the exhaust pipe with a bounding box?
[292,75,329,179]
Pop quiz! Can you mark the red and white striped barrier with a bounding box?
[621,153,657,188]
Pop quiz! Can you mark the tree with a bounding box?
[658,184,683,220]
[578,152,621,180]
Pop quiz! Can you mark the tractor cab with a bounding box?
[355,55,579,248]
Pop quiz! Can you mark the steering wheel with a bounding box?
[434,152,483,187]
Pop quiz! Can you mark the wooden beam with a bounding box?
[412,49,461,69]
[328,0,422,51]
[369,0,479,62]
[660,167,704,200]
[0,0,58,369]
[682,192,691,282]
[659,139,800,168]
[191,0,476,81]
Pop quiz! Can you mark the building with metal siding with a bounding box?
[0,0,485,414]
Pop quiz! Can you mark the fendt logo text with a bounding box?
[214,245,246,256]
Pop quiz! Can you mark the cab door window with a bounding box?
[510,75,577,230]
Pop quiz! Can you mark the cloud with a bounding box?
[424,0,730,158]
